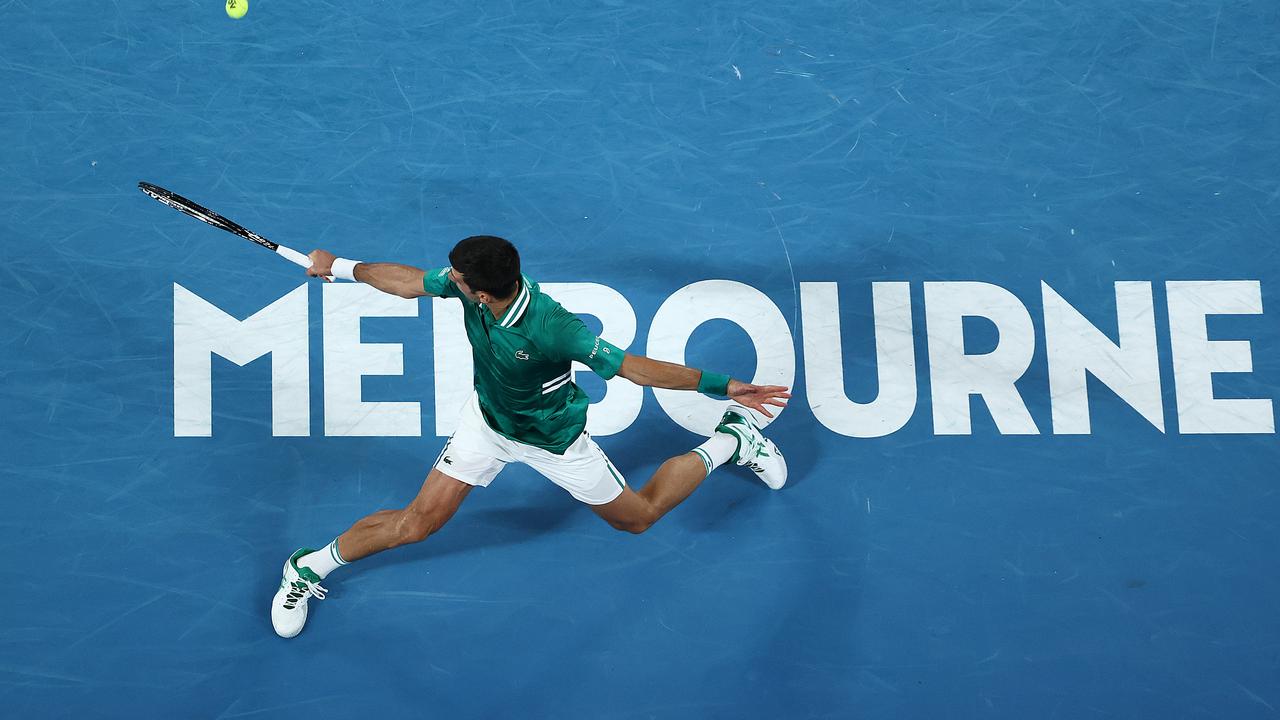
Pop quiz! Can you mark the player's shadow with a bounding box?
[250,444,592,615]
[353,496,584,577]
[766,413,821,487]
[250,500,584,636]
[601,414,823,532]
[255,411,822,610]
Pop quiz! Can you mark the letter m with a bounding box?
[174,283,309,437]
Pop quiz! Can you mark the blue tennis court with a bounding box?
[3,1,1278,717]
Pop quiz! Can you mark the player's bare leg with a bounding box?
[334,468,474,561]
[271,468,473,638]
[592,453,709,533]
[592,403,787,534]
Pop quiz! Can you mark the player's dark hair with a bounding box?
[449,235,521,298]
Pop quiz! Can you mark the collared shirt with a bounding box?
[423,267,625,454]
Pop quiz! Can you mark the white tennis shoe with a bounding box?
[271,548,328,638]
[716,403,787,490]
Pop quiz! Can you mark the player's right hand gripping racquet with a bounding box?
[138,181,321,273]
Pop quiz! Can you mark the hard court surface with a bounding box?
[2,1,1278,718]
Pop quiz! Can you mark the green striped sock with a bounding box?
[298,538,347,579]
[692,433,737,476]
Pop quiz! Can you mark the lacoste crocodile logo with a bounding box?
[515,349,530,360]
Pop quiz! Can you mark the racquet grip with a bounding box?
[276,244,314,269]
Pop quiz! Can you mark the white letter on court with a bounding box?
[432,298,473,436]
[1166,280,1273,434]
[173,283,309,437]
[1043,282,1164,434]
[924,282,1038,435]
[801,282,916,437]
[648,280,795,435]
[542,283,641,436]
[323,284,421,436]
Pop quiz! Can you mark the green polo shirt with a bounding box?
[423,267,625,454]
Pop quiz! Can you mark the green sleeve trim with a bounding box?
[697,371,731,397]
[422,267,459,298]
[594,338,625,380]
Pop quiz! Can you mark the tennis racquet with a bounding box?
[138,181,320,273]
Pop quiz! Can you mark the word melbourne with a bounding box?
[173,280,1274,437]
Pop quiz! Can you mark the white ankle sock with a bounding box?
[691,432,738,476]
[298,538,347,579]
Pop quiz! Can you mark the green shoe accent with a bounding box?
[716,408,761,465]
[719,409,747,426]
[280,547,329,612]
[715,423,745,464]
[288,548,323,583]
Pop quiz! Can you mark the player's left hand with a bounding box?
[726,380,790,419]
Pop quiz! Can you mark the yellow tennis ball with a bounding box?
[226,0,248,19]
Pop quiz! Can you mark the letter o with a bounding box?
[648,280,795,434]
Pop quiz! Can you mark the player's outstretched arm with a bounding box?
[617,354,791,418]
[306,249,427,299]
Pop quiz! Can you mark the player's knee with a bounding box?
[608,511,656,535]
[610,519,650,534]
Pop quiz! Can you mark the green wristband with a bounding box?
[697,371,731,397]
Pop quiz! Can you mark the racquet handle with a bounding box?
[275,244,314,269]
[277,244,335,280]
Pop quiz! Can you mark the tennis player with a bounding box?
[272,235,789,638]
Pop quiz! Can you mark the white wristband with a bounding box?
[331,257,363,281]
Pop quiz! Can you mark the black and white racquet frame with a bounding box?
[138,181,316,271]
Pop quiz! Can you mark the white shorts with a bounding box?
[433,393,627,506]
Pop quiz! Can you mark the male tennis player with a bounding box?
[272,236,789,638]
